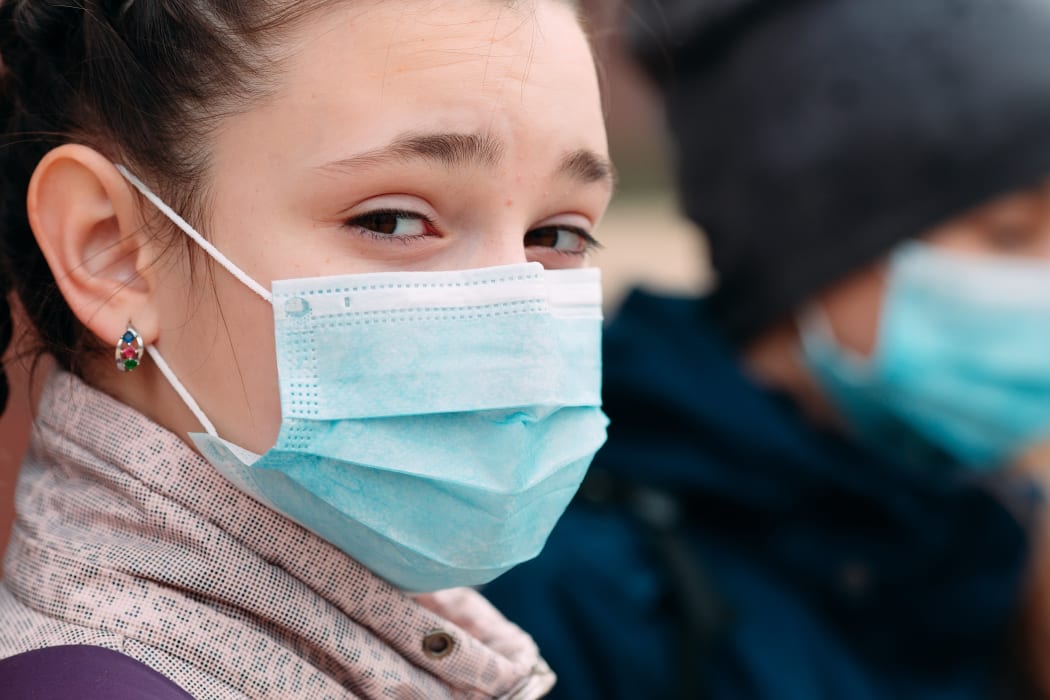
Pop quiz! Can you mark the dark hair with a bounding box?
[0,0,348,412]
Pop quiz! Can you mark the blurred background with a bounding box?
[577,0,711,309]
[0,0,709,571]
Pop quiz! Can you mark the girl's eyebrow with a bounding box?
[318,132,504,172]
[317,131,616,187]
[559,149,618,187]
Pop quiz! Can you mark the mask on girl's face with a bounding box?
[118,166,608,592]
[800,241,1050,471]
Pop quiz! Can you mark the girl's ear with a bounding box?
[27,145,163,349]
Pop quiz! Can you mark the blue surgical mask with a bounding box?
[800,241,1050,470]
[118,166,608,592]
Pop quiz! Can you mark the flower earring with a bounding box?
[116,326,145,372]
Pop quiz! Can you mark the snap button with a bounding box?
[422,630,455,659]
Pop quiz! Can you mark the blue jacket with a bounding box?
[484,290,1030,700]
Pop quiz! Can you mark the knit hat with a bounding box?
[631,0,1050,343]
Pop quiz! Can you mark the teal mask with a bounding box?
[801,242,1050,470]
[118,166,608,592]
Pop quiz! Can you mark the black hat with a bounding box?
[632,0,1050,343]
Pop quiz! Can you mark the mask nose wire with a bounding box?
[116,164,273,439]
[115,165,274,304]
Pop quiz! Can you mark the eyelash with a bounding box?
[343,209,437,243]
[532,226,603,257]
[344,209,601,255]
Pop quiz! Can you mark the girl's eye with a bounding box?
[346,210,434,238]
[524,226,599,255]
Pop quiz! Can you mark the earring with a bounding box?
[115,326,145,372]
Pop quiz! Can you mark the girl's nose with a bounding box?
[462,227,530,269]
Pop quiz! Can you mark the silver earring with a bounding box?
[115,326,144,373]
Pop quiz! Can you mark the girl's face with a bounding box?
[142,0,613,451]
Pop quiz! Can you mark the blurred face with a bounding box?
[818,179,1050,356]
[142,0,612,451]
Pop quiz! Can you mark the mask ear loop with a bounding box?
[115,165,273,304]
[147,345,219,438]
[797,303,876,383]
[116,164,272,439]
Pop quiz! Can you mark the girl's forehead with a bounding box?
[215,0,604,172]
[279,1,569,72]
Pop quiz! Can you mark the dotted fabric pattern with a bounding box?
[0,371,555,700]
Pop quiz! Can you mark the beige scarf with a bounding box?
[0,371,554,699]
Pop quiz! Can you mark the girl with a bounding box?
[0,0,614,697]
